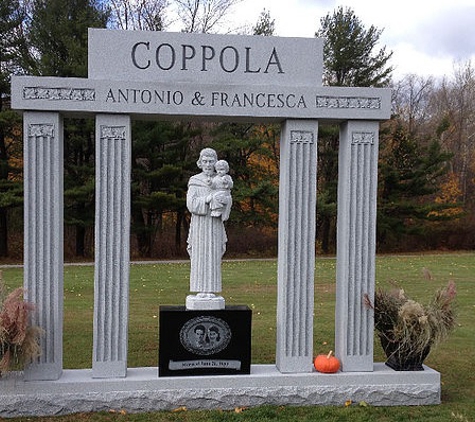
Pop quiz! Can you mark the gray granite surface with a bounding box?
[0,364,440,417]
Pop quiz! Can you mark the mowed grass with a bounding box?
[0,252,474,422]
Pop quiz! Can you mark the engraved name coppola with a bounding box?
[131,42,284,74]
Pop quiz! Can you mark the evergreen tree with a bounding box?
[27,0,109,77]
[131,120,200,257]
[316,6,393,88]
[314,7,393,252]
[378,122,454,248]
[252,9,275,36]
[315,125,338,254]
[209,122,279,229]
[25,0,109,256]
[208,10,279,231]
[0,0,27,257]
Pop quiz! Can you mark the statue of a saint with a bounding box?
[185,148,232,310]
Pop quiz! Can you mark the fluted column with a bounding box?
[93,114,131,378]
[276,120,318,373]
[335,120,379,372]
[23,111,64,381]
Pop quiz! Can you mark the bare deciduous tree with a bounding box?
[174,0,242,33]
[392,74,435,137]
[108,0,169,31]
[428,61,475,205]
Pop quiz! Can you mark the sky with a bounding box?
[230,0,475,80]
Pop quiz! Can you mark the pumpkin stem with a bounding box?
[327,350,333,359]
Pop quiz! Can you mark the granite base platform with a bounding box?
[0,363,440,417]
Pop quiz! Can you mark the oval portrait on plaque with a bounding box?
[180,316,231,356]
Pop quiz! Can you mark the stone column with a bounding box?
[93,114,131,378]
[23,111,64,381]
[335,120,379,372]
[276,120,318,373]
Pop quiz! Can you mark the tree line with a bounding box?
[1,0,473,260]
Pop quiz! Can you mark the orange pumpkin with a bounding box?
[314,350,340,373]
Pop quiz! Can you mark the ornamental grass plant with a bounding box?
[0,275,42,375]
[371,280,457,370]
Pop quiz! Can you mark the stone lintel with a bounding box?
[11,76,391,122]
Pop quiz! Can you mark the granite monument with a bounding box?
[2,28,439,417]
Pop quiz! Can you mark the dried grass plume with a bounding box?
[0,275,42,375]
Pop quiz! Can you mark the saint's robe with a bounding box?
[186,173,228,293]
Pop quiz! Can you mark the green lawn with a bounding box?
[0,252,474,421]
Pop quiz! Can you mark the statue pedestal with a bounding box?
[186,294,225,310]
[159,305,252,377]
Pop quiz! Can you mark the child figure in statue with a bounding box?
[210,160,233,219]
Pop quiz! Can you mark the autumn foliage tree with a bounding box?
[388,67,473,250]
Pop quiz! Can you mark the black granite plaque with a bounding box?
[159,305,252,377]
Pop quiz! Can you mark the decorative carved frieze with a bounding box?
[290,130,314,144]
[28,123,54,138]
[23,86,95,101]
[315,96,381,110]
[100,125,126,140]
[351,131,375,144]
